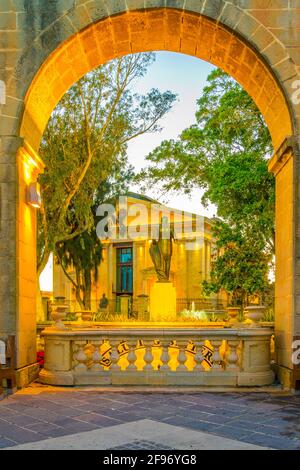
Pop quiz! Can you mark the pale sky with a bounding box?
[127,51,217,218]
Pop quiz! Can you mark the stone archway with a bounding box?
[21,9,292,151]
[0,2,299,389]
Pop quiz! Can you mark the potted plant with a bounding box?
[244,304,266,326]
[226,304,240,324]
[51,304,68,330]
[80,310,94,321]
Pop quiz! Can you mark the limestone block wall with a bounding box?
[0,1,298,146]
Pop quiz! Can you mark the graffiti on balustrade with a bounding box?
[182,340,214,368]
[100,342,112,368]
[118,340,130,357]
[97,340,215,369]
[95,339,214,370]
[98,339,135,368]
[201,344,213,368]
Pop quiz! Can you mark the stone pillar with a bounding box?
[137,294,149,321]
[0,137,44,386]
[269,136,300,389]
[150,282,176,322]
[199,239,208,297]
[0,136,20,343]
[108,244,113,297]
[120,294,130,318]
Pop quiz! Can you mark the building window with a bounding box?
[116,246,133,294]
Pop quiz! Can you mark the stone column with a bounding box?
[269,136,300,389]
[0,137,44,386]
[137,294,149,321]
[108,244,113,297]
[120,294,130,318]
[0,136,21,343]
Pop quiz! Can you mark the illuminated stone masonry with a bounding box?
[39,326,274,387]
[0,1,300,389]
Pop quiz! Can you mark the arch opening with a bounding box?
[13,7,297,388]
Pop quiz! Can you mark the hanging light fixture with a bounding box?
[26,181,42,209]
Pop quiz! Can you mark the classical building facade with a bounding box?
[52,194,215,313]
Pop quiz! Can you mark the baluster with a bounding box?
[160,341,170,371]
[127,340,137,370]
[177,340,188,371]
[238,341,243,369]
[91,341,103,371]
[110,339,120,371]
[143,340,154,371]
[194,340,205,371]
[72,342,78,369]
[226,340,240,370]
[211,340,223,370]
[73,341,88,371]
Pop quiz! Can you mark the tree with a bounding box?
[38,53,177,277]
[203,221,270,312]
[137,68,274,302]
[56,229,102,311]
[137,69,273,243]
[55,164,134,310]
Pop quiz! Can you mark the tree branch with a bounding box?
[56,251,78,291]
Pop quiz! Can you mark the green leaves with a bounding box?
[203,221,271,309]
[137,67,274,306]
[38,52,176,307]
[38,52,176,277]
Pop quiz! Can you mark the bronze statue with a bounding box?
[149,216,175,282]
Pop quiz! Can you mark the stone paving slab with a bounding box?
[3,419,270,450]
[0,386,299,450]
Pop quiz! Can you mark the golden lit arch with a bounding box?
[20,8,293,152]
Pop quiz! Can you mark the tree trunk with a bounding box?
[36,285,46,322]
[240,290,247,315]
[83,270,92,310]
[75,269,85,310]
[37,248,51,277]
[75,288,85,311]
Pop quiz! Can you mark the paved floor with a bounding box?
[7,419,270,450]
[0,385,300,450]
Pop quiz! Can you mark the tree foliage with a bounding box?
[137,68,274,304]
[38,53,176,308]
[203,222,271,311]
[38,53,176,279]
[55,229,103,311]
[55,167,134,310]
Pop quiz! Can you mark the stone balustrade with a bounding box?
[39,327,275,387]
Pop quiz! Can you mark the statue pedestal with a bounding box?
[150,282,177,322]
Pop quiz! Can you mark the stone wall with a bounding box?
[0,1,298,144]
[0,0,299,387]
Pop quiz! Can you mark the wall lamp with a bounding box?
[26,182,42,209]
